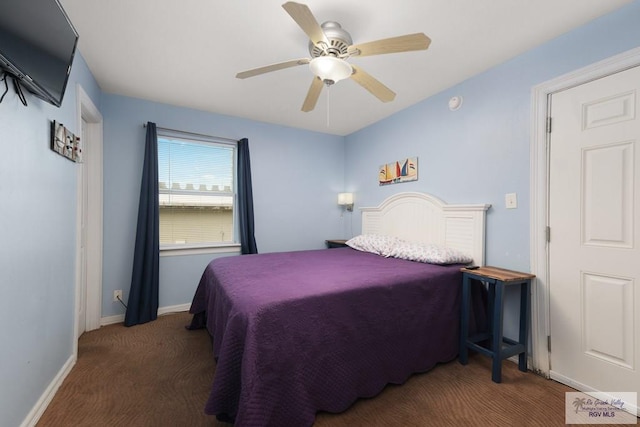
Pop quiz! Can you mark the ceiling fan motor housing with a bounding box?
[309,21,353,58]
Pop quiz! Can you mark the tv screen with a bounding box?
[0,0,78,107]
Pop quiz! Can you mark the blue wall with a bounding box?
[0,53,101,427]
[344,1,640,337]
[100,95,345,317]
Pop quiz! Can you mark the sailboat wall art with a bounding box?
[378,157,418,186]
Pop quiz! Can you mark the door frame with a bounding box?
[73,84,103,349]
[530,46,640,377]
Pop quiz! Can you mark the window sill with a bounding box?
[160,243,241,257]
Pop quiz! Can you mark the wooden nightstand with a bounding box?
[459,266,535,383]
[325,239,348,248]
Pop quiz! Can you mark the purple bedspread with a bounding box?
[189,247,466,426]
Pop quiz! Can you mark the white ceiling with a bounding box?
[60,0,632,136]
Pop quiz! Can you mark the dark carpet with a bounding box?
[37,312,629,426]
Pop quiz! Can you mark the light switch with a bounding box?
[505,193,517,209]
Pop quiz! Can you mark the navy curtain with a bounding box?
[125,122,160,326]
[237,138,258,254]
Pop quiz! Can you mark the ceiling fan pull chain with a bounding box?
[326,84,330,128]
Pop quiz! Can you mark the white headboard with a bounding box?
[360,192,490,266]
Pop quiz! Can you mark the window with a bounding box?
[157,132,236,249]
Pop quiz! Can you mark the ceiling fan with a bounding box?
[236,2,431,112]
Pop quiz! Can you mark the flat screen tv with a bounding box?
[0,0,78,107]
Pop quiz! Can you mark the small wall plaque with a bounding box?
[51,120,82,162]
[378,157,418,186]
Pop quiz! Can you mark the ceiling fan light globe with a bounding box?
[309,57,352,84]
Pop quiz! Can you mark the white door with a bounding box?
[77,118,89,336]
[549,65,640,408]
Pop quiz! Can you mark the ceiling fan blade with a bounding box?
[282,2,329,47]
[347,33,431,57]
[236,58,310,79]
[301,77,324,112]
[349,64,395,102]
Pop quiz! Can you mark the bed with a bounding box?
[188,192,490,426]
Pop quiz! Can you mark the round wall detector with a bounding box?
[448,96,463,111]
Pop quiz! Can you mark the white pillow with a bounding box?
[389,241,473,265]
[345,234,401,257]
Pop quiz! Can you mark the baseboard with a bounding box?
[158,303,191,316]
[20,354,76,427]
[100,313,125,326]
[507,353,534,370]
[100,303,191,326]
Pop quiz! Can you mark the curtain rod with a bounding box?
[142,123,238,143]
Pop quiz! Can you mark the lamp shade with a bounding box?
[338,192,354,205]
[309,57,352,84]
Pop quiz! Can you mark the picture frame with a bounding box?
[378,157,418,186]
[51,120,82,162]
